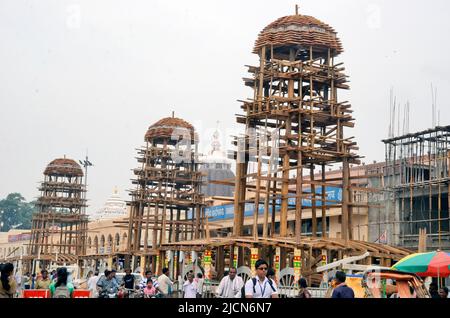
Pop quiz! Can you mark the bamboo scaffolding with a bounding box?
[28,158,88,269]
[125,116,206,273]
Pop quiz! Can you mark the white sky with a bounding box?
[1,0,449,213]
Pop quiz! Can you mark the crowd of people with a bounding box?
[0,263,74,298]
[91,267,176,298]
[214,259,353,298]
[0,262,177,298]
[213,258,450,299]
[1,260,449,299]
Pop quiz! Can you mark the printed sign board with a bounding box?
[73,290,91,298]
[193,186,342,221]
[23,290,50,298]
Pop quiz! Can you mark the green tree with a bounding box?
[0,193,35,232]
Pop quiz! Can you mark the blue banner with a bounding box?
[195,186,342,222]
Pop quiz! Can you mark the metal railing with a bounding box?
[309,287,328,298]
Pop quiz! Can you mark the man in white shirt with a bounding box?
[216,267,244,298]
[157,267,173,297]
[245,259,278,298]
[183,272,197,298]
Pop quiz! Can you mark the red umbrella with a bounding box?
[392,250,450,278]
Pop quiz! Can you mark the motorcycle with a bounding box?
[123,288,144,298]
[98,288,118,298]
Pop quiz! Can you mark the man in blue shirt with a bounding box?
[331,271,355,298]
[97,270,119,297]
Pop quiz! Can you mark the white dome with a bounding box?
[91,188,127,221]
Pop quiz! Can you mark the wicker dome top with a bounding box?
[145,116,196,142]
[253,14,343,56]
[44,158,83,177]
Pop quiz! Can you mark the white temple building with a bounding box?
[200,123,235,197]
[90,187,128,221]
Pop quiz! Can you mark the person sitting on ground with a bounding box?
[331,271,354,298]
[36,270,52,290]
[216,267,244,298]
[49,267,74,298]
[297,277,311,298]
[439,287,448,299]
[244,259,278,298]
[143,279,157,298]
[0,263,17,298]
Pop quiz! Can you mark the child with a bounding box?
[143,280,156,298]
